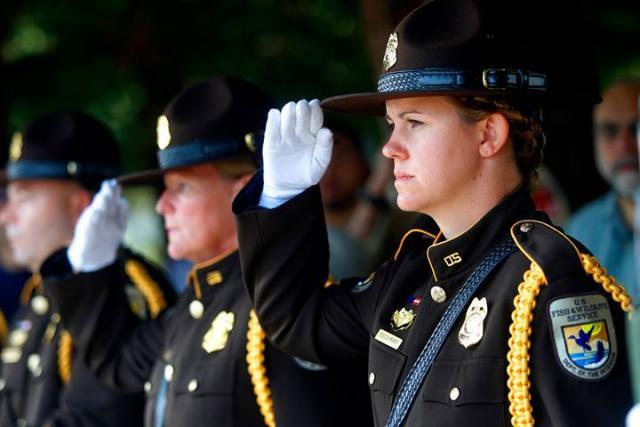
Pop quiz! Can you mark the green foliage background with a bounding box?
[0,0,639,207]
[0,0,374,172]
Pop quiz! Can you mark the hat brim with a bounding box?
[321,89,557,116]
[321,88,600,116]
[117,168,166,186]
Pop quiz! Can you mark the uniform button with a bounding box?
[188,379,198,392]
[31,295,50,315]
[164,364,174,382]
[144,381,152,394]
[430,286,447,303]
[189,300,204,319]
[449,387,460,401]
[27,354,42,377]
[0,378,5,391]
[519,222,533,233]
[368,372,375,385]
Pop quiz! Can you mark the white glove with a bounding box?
[260,99,334,208]
[67,180,129,272]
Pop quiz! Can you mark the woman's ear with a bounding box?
[478,112,510,158]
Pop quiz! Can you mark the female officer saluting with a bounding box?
[234,0,634,425]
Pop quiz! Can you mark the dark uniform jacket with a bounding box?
[0,248,176,427]
[43,249,372,427]
[233,178,633,427]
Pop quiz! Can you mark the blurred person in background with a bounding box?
[565,78,640,400]
[39,77,372,427]
[0,111,175,427]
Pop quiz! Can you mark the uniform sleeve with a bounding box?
[529,274,632,426]
[234,174,390,366]
[43,254,169,393]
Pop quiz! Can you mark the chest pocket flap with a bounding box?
[422,358,505,406]
[369,339,406,394]
[172,360,235,396]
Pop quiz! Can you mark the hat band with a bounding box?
[157,138,245,170]
[6,160,119,181]
[378,68,547,94]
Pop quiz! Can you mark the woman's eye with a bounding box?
[407,119,423,129]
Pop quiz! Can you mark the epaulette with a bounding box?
[505,219,632,426]
[0,310,7,346]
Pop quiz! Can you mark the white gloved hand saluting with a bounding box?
[259,99,334,208]
[67,179,129,272]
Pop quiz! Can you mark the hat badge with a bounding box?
[382,32,399,71]
[9,132,23,161]
[156,115,171,150]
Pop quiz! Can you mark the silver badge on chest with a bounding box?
[458,297,488,348]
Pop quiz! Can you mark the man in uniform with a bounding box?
[232,0,633,425]
[0,111,175,426]
[41,77,372,426]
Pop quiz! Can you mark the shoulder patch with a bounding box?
[548,293,617,381]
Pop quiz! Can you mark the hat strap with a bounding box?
[157,138,245,170]
[378,68,547,94]
[6,160,118,181]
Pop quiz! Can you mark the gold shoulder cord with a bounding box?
[246,310,276,427]
[58,330,73,384]
[507,255,632,426]
[124,259,168,318]
[0,310,8,346]
[58,258,169,384]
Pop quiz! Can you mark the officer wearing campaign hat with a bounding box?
[43,77,372,426]
[5,111,121,188]
[0,111,176,427]
[233,0,633,426]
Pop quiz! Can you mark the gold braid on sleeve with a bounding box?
[125,259,167,318]
[0,310,7,346]
[58,330,73,384]
[246,310,276,427]
[507,254,633,426]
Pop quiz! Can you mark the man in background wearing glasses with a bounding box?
[566,77,640,400]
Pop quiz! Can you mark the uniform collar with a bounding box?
[426,186,535,282]
[187,247,239,300]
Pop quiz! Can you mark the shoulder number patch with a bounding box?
[549,293,617,381]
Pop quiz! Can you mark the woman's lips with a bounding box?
[394,171,413,181]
